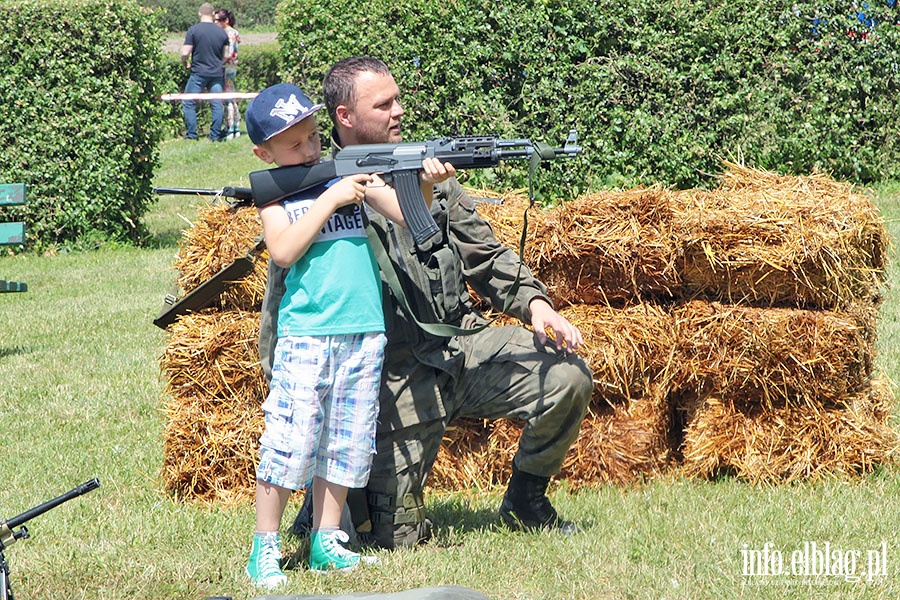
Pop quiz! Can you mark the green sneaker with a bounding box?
[309,529,372,573]
[246,533,287,589]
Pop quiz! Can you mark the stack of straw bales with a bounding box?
[457,163,897,487]
[159,164,898,503]
[160,202,268,502]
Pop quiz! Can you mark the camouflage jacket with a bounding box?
[367,177,550,358]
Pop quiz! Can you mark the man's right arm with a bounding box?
[180,44,192,68]
[444,180,584,351]
[442,179,551,323]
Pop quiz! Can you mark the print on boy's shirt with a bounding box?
[281,178,365,243]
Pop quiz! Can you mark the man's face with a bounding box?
[346,71,404,145]
[254,115,322,167]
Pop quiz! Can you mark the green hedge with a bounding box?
[277,0,900,194]
[0,0,167,250]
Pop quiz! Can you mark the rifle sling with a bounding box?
[366,222,483,338]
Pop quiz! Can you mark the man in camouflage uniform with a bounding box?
[258,57,593,549]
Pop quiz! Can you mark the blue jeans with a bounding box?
[182,73,225,141]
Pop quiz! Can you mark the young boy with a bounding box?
[243,82,452,588]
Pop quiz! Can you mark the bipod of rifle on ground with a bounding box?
[0,478,100,600]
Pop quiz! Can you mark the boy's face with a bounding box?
[253,115,322,167]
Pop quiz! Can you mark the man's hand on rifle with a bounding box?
[414,158,457,212]
[420,157,457,187]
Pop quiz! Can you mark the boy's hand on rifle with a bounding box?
[322,173,373,212]
[420,157,456,186]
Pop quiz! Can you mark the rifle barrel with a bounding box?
[153,187,221,196]
[153,187,254,202]
[6,478,100,530]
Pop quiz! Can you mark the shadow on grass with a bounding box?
[428,494,501,542]
[0,345,30,359]
[280,493,501,560]
[147,231,182,249]
[278,491,600,572]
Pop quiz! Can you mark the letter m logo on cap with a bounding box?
[270,94,310,123]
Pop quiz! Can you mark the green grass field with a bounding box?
[2,138,900,599]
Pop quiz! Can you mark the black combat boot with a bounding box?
[499,464,578,535]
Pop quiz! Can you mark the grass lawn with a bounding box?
[1,139,900,599]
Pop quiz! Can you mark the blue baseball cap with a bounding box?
[245,83,325,145]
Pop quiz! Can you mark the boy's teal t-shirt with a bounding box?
[276,181,385,337]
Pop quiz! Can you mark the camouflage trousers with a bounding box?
[362,324,592,549]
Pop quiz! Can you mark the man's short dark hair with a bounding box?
[323,56,392,125]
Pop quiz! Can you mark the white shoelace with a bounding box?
[258,538,284,579]
[322,530,359,559]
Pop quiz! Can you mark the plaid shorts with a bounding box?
[256,332,386,490]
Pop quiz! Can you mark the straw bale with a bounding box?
[476,188,679,306]
[558,303,676,404]
[475,303,676,404]
[679,380,900,484]
[674,162,888,310]
[849,376,896,424]
[160,310,265,402]
[173,202,268,312]
[161,391,262,503]
[429,418,515,490]
[671,300,876,409]
[159,310,265,502]
[474,165,887,310]
[157,169,896,500]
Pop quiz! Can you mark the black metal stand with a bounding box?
[0,478,99,600]
[1,549,10,600]
[0,524,27,600]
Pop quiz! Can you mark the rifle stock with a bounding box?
[249,131,582,247]
[246,162,337,213]
[153,239,266,329]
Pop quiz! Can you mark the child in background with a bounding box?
[214,8,241,139]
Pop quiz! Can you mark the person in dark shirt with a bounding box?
[180,3,229,141]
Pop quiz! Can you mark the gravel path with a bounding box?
[162,31,278,53]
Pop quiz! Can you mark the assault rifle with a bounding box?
[1,478,100,600]
[249,130,583,246]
